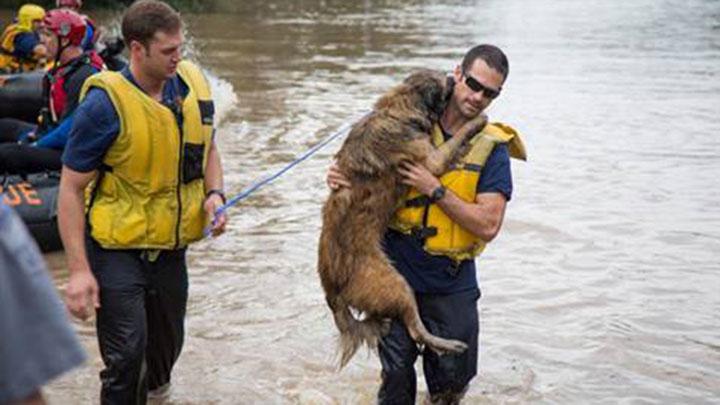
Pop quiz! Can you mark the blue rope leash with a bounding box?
[204,114,364,236]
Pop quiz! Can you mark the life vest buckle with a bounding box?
[445,261,461,277]
[411,226,437,240]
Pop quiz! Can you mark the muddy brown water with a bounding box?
[2,0,719,403]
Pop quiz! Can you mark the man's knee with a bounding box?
[420,289,480,400]
[378,367,417,405]
[100,328,146,373]
[378,322,419,405]
[424,348,478,400]
[96,297,148,377]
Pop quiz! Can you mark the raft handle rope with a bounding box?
[204,113,366,237]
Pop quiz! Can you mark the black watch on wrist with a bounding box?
[205,189,227,204]
[429,186,446,203]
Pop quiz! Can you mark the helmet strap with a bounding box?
[53,35,69,68]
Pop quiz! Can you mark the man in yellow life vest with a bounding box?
[327,44,526,404]
[57,1,227,403]
[0,3,48,73]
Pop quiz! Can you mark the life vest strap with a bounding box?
[463,163,483,172]
[405,195,430,207]
[411,226,438,240]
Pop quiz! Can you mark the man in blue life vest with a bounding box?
[58,1,228,403]
[327,44,526,404]
[0,3,47,73]
[0,9,103,175]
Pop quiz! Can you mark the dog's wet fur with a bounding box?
[318,69,488,368]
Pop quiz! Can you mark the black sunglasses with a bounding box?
[463,74,501,100]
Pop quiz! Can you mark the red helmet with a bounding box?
[43,9,86,47]
[56,0,82,9]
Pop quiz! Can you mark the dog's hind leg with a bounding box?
[345,257,468,356]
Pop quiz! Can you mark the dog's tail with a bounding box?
[338,313,387,369]
[319,189,389,368]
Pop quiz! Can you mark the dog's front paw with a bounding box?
[463,113,488,135]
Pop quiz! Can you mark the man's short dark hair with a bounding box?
[121,0,182,47]
[461,44,509,81]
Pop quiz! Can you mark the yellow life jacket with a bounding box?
[81,60,215,249]
[388,122,527,262]
[0,24,42,72]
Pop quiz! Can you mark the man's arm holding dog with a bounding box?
[397,161,506,242]
[327,163,352,190]
[326,162,506,242]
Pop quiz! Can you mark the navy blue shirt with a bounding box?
[12,31,40,59]
[383,131,513,295]
[62,68,188,172]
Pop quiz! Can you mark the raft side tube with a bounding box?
[1,173,62,252]
[0,71,44,122]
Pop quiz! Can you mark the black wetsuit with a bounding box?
[0,117,35,143]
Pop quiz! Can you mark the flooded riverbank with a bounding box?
[2,0,718,402]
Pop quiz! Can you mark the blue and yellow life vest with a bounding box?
[0,4,46,72]
[0,24,42,72]
[80,60,215,249]
[388,122,527,262]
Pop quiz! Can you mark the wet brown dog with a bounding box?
[318,69,488,367]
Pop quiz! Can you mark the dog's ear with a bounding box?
[423,73,448,118]
[444,76,455,102]
[402,70,448,119]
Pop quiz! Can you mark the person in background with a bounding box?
[59,1,227,403]
[0,9,103,176]
[55,0,99,52]
[54,0,129,72]
[0,4,47,73]
[327,45,526,404]
[0,200,86,405]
